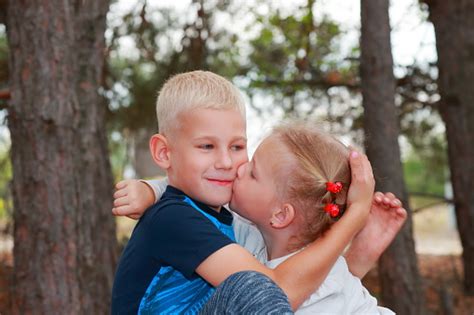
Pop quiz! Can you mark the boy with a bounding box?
[111,71,376,314]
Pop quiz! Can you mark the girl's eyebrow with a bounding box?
[252,157,259,177]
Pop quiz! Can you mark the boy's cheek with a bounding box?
[235,151,249,167]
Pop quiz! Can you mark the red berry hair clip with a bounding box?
[324,181,343,218]
[324,203,340,218]
[326,181,343,194]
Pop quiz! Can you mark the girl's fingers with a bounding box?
[113,188,128,199]
[391,199,402,207]
[127,213,141,220]
[374,192,384,203]
[112,205,132,216]
[113,196,129,208]
[350,150,373,183]
[115,180,128,189]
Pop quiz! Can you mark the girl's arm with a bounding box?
[112,178,167,219]
[196,151,375,310]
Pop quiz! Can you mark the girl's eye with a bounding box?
[199,144,214,150]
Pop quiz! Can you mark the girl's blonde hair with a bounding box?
[273,122,351,248]
[156,70,246,136]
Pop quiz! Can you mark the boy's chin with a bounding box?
[206,197,232,209]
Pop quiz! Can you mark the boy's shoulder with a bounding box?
[145,185,195,213]
[141,186,233,229]
[140,192,194,223]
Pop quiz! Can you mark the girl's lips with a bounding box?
[207,179,233,186]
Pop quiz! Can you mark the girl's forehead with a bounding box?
[254,136,294,171]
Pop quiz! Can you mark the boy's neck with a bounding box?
[167,180,223,213]
[209,205,222,213]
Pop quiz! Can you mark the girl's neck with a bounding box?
[259,225,299,261]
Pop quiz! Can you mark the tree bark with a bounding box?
[6,0,117,313]
[360,1,426,313]
[425,0,474,295]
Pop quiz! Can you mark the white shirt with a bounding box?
[233,212,394,315]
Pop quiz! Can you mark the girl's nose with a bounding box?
[236,162,248,179]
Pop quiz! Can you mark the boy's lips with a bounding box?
[207,178,234,186]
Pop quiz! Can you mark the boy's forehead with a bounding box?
[176,107,247,137]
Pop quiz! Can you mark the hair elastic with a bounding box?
[324,181,343,218]
[324,203,340,218]
[326,181,343,194]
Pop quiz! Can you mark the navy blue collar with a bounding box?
[162,185,233,225]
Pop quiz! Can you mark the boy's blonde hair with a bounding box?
[156,70,246,135]
[273,122,351,248]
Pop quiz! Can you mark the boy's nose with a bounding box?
[215,150,233,169]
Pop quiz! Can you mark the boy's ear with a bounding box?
[270,203,296,229]
[150,134,171,169]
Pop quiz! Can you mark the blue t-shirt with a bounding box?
[111,186,235,314]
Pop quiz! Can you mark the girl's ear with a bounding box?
[270,203,296,229]
[150,134,171,169]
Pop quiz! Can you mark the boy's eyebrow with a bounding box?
[234,136,248,142]
[192,136,247,142]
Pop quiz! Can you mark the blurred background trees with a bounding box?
[0,0,472,313]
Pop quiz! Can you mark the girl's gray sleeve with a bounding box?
[141,178,168,203]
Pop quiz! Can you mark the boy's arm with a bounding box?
[344,192,407,278]
[196,151,375,310]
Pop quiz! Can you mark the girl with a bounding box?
[114,123,405,313]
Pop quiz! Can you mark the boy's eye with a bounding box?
[198,144,214,150]
[231,144,245,151]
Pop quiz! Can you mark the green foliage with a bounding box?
[404,154,446,196]
[242,1,359,121]
[0,143,12,220]
[0,32,8,85]
[403,124,448,201]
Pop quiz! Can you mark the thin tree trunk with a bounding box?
[6,0,117,313]
[132,128,166,179]
[425,0,474,295]
[360,1,425,313]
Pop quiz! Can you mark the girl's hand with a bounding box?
[345,191,407,278]
[112,179,155,220]
[346,151,375,226]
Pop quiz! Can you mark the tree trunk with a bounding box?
[360,1,426,313]
[6,0,117,313]
[132,128,166,179]
[425,0,474,295]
